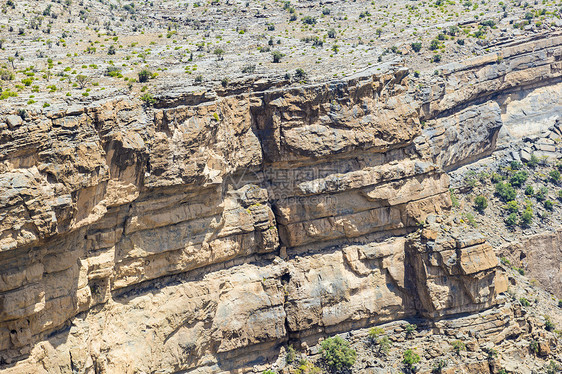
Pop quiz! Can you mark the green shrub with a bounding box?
[302,16,317,25]
[378,336,391,355]
[505,212,518,226]
[527,154,539,168]
[525,185,535,196]
[510,170,528,187]
[550,170,561,183]
[520,297,530,306]
[536,186,548,201]
[450,189,460,208]
[320,336,356,371]
[500,257,511,266]
[403,349,421,369]
[432,359,447,374]
[462,213,477,227]
[521,208,533,226]
[495,182,516,202]
[272,51,284,63]
[544,200,554,210]
[491,172,503,183]
[530,339,539,354]
[411,42,422,52]
[368,327,391,354]
[504,200,518,213]
[545,317,555,331]
[510,161,522,170]
[75,74,90,88]
[451,340,466,354]
[0,68,14,80]
[405,323,417,335]
[140,93,156,105]
[263,370,276,374]
[138,69,151,83]
[294,360,321,374]
[286,345,296,364]
[295,68,307,80]
[474,195,487,212]
[368,327,385,343]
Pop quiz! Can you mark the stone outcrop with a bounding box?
[0,33,561,373]
[499,228,562,298]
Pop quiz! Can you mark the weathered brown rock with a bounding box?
[0,33,561,373]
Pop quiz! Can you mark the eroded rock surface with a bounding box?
[0,34,561,373]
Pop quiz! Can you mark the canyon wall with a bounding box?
[0,33,561,373]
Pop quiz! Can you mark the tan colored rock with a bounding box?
[1,34,561,372]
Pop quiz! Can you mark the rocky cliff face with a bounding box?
[0,33,561,373]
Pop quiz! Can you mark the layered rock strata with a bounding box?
[0,33,561,373]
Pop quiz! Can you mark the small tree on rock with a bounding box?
[320,336,356,372]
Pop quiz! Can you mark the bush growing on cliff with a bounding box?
[368,327,385,343]
[474,195,487,213]
[510,161,522,170]
[520,207,533,226]
[320,336,356,371]
[377,336,391,355]
[405,323,417,338]
[504,200,518,213]
[505,212,518,226]
[527,153,539,168]
[451,340,466,354]
[449,189,460,208]
[286,345,296,364]
[491,172,503,183]
[549,170,561,184]
[294,360,321,374]
[510,170,528,187]
[535,186,548,201]
[530,339,539,354]
[138,69,152,82]
[545,316,556,331]
[411,42,422,52]
[272,51,284,63]
[432,359,447,373]
[368,327,391,355]
[402,349,421,371]
[495,182,516,202]
[140,93,156,105]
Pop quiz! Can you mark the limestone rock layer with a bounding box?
[0,34,561,373]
